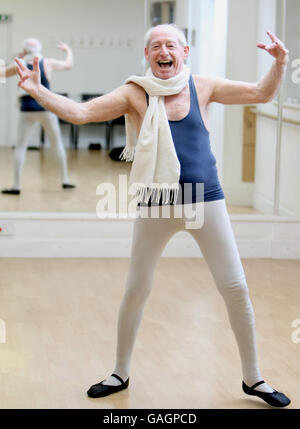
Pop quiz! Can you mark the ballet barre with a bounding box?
[249,108,300,126]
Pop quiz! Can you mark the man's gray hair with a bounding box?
[22,38,42,54]
[144,24,188,48]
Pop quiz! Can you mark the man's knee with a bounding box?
[217,278,249,300]
[124,276,153,307]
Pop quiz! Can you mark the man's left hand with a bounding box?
[57,41,71,52]
[257,31,289,65]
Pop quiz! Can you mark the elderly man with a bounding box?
[15,24,290,407]
[2,37,75,195]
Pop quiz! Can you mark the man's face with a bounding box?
[144,27,189,79]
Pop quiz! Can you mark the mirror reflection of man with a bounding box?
[14,25,291,407]
[2,37,75,195]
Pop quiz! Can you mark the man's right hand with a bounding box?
[15,56,41,98]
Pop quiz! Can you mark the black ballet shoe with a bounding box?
[2,189,20,195]
[87,373,129,398]
[62,183,76,189]
[242,380,291,407]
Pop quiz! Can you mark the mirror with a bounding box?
[0,0,146,214]
[0,0,297,215]
[274,0,300,215]
[150,1,175,26]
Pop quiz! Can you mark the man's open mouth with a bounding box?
[158,60,173,68]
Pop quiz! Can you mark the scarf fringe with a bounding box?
[119,146,135,162]
[136,184,179,205]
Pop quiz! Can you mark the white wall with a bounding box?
[253,0,280,214]
[284,0,300,101]
[188,0,228,184]
[222,0,259,206]
[0,0,145,147]
[1,211,300,259]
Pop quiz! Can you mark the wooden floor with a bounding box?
[0,147,261,214]
[0,258,299,409]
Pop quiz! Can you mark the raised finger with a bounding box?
[267,31,282,45]
[15,64,27,79]
[14,57,26,71]
[267,31,277,41]
[33,56,40,72]
[15,64,22,78]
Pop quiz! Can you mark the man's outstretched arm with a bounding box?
[45,42,74,72]
[3,65,16,78]
[2,51,26,78]
[15,56,133,124]
[208,31,289,105]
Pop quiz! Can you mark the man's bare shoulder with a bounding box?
[124,82,147,113]
[125,82,146,97]
[192,74,215,102]
[43,57,58,71]
[192,74,216,89]
[43,57,54,65]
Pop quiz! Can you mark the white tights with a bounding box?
[12,111,70,189]
[104,199,273,392]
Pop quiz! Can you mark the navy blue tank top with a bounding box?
[20,59,50,112]
[139,75,224,206]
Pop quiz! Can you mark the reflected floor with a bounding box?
[0,147,261,214]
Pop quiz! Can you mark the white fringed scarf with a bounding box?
[120,65,190,204]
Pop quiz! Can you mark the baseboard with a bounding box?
[0,212,300,259]
[253,191,295,216]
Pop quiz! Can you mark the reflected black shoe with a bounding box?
[87,373,129,398]
[242,380,291,407]
[2,189,20,195]
[62,183,76,189]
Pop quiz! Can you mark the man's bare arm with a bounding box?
[45,42,74,72]
[3,51,26,78]
[15,56,133,124]
[208,31,289,105]
[4,64,16,78]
